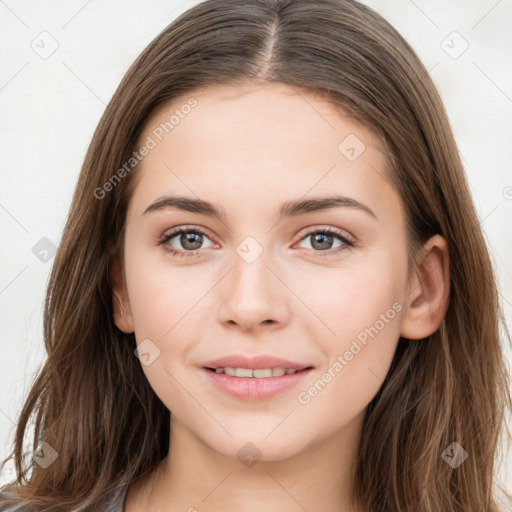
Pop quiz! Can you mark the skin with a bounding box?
[110,82,450,512]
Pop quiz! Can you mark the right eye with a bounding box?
[159,226,215,257]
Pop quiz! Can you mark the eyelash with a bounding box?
[158,226,355,258]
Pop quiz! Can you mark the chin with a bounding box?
[205,432,311,464]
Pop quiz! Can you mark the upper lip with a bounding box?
[202,355,313,370]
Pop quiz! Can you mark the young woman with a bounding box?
[1,0,511,510]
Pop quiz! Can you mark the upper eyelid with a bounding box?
[296,225,354,242]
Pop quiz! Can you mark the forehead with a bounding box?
[127,83,400,225]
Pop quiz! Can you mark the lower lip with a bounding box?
[201,367,313,401]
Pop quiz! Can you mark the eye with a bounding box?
[158,226,215,257]
[295,227,354,257]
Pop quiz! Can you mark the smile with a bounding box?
[201,367,314,400]
[207,366,307,377]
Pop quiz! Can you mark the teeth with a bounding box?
[214,367,299,378]
[235,368,253,378]
[253,368,273,378]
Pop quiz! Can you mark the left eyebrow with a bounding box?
[279,195,377,220]
[143,195,227,220]
[142,194,377,220]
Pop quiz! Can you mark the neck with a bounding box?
[125,410,366,512]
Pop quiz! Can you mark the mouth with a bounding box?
[200,366,314,401]
[203,366,313,377]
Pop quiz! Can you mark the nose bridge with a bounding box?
[216,234,289,329]
[231,234,275,305]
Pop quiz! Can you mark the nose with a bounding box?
[216,244,291,332]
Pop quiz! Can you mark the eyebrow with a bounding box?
[142,194,377,220]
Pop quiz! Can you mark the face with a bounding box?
[113,82,412,461]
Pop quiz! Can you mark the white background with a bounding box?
[1,0,511,501]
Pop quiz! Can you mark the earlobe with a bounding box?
[400,234,450,340]
[109,255,135,334]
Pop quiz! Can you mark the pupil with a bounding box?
[312,233,332,250]
[181,232,202,250]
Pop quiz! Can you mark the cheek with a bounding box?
[293,277,403,439]
[292,247,406,404]
[123,252,205,410]
[125,246,208,337]
[292,245,406,339]
[124,250,214,392]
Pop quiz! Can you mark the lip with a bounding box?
[201,354,312,370]
[201,367,314,401]
[200,354,314,401]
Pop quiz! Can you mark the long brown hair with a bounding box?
[1,0,511,510]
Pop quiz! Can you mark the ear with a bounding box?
[400,234,450,340]
[109,254,134,334]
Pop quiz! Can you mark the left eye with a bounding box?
[295,229,353,253]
